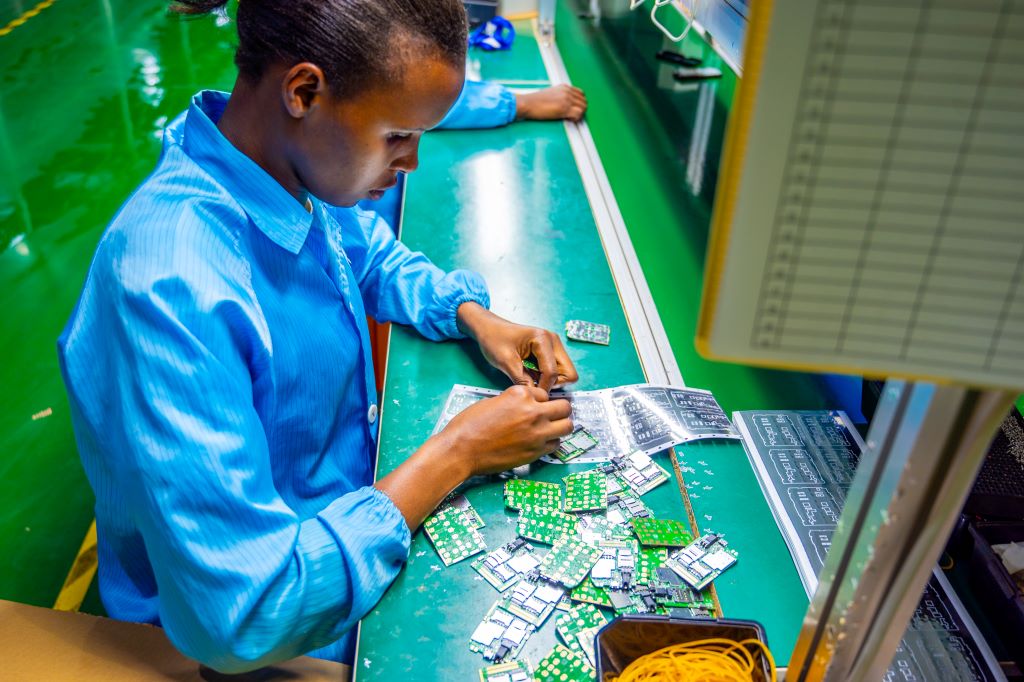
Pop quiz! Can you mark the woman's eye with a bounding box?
[387,133,411,142]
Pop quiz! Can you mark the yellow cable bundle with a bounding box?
[607,638,777,682]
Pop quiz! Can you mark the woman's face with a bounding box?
[293,54,464,207]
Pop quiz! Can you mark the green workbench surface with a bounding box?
[356,120,648,681]
[356,24,806,678]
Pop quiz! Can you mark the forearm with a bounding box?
[374,432,472,529]
[455,300,496,340]
[434,80,516,129]
[344,208,490,340]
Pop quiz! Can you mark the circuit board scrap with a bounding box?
[420,445,736,676]
[423,504,487,566]
[562,470,608,512]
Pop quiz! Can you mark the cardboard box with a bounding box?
[0,600,348,681]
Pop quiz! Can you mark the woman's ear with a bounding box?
[281,62,327,119]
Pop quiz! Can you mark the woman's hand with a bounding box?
[440,385,574,476]
[457,302,579,392]
[375,385,572,527]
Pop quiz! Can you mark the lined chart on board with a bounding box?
[698,0,1024,389]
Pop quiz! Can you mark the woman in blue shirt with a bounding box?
[58,0,578,673]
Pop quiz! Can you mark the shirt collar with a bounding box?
[176,90,313,254]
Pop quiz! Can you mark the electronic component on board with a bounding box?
[666,533,739,590]
[605,491,654,526]
[472,538,540,592]
[602,451,670,496]
[554,428,600,463]
[478,658,532,682]
[502,577,565,627]
[470,603,534,662]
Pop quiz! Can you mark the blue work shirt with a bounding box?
[436,79,517,129]
[57,90,490,672]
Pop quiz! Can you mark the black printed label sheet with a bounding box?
[435,384,740,463]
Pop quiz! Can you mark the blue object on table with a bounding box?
[468,16,516,51]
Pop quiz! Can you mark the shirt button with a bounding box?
[367,404,378,424]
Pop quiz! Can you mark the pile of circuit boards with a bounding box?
[422,446,738,681]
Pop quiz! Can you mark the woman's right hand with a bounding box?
[438,385,574,476]
[375,385,572,529]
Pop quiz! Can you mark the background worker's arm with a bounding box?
[434,80,588,129]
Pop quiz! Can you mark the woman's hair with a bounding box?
[171,0,467,95]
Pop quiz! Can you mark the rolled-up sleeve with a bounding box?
[335,206,490,340]
[60,272,410,674]
[435,79,517,130]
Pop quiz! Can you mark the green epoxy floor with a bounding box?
[0,1,238,614]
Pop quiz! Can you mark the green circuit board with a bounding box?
[504,479,561,511]
[555,603,607,656]
[423,505,488,566]
[576,513,634,544]
[517,506,579,545]
[630,518,693,547]
[636,546,669,585]
[437,493,485,529]
[569,576,614,610]
[538,535,602,588]
[562,470,608,512]
[534,644,593,682]
[554,427,600,463]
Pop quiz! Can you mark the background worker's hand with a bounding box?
[515,84,588,122]
[457,303,579,392]
[439,385,574,475]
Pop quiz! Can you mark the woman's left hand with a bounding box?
[457,302,578,392]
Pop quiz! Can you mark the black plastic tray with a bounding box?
[595,614,772,681]
[964,520,1024,668]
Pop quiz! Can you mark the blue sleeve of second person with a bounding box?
[434,80,517,130]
